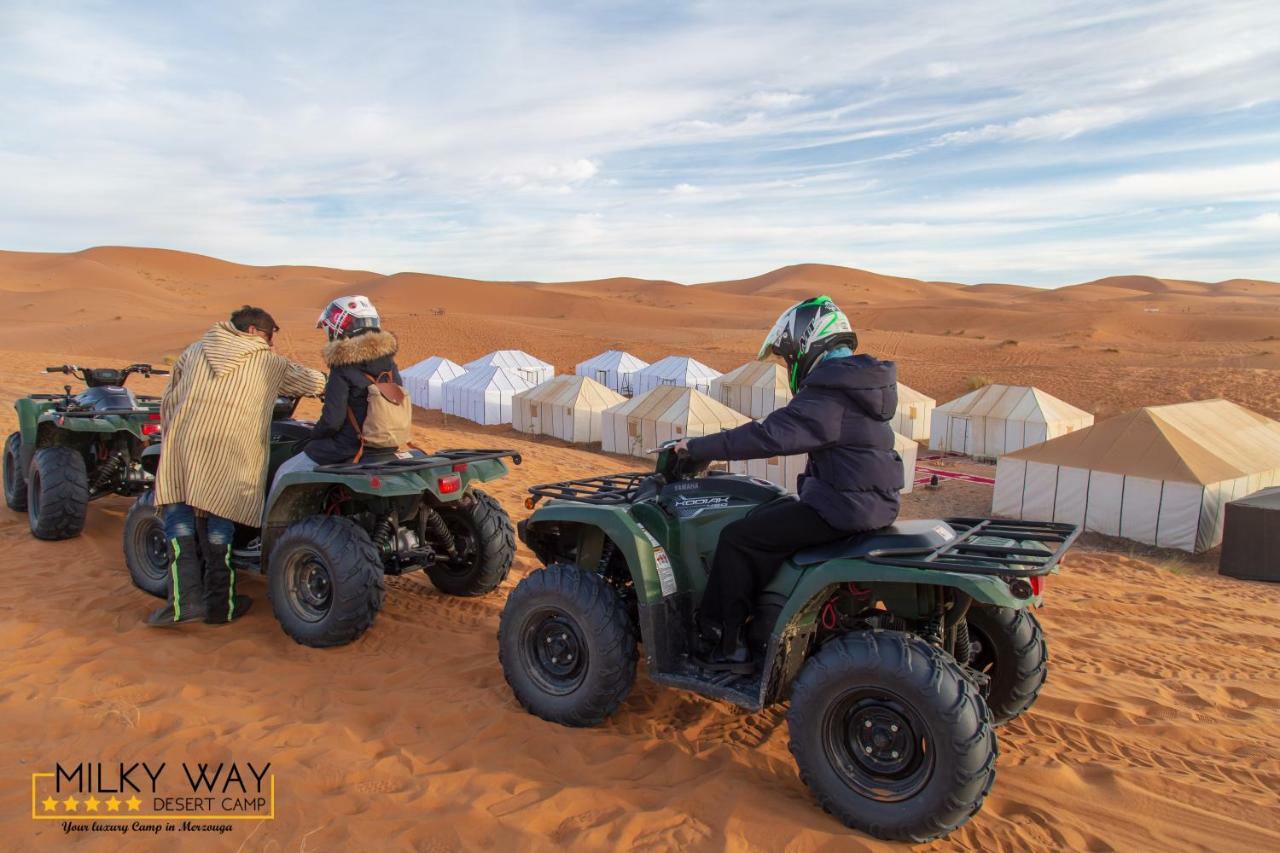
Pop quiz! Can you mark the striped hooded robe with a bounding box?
[155,322,326,526]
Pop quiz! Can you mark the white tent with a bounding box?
[632,356,722,396]
[729,432,919,495]
[574,350,649,396]
[711,362,792,419]
[601,385,748,459]
[930,384,1092,459]
[894,383,936,441]
[442,367,535,425]
[464,350,555,386]
[400,356,467,410]
[511,375,626,443]
[992,399,1280,552]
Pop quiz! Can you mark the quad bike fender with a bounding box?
[767,557,1033,635]
[521,504,667,605]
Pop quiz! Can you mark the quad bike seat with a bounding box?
[792,520,956,566]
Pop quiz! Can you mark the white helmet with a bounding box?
[317,295,380,341]
[758,295,858,391]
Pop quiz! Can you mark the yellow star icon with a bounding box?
[84,796,101,812]
[62,795,79,812]
[125,795,142,812]
[41,795,58,812]
[105,796,121,812]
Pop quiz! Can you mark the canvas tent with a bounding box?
[930,384,1092,458]
[575,350,649,396]
[464,350,554,386]
[442,367,534,425]
[400,356,466,410]
[601,385,748,459]
[511,375,625,443]
[729,432,919,495]
[711,362,792,419]
[992,399,1280,552]
[894,383,936,441]
[632,356,722,396]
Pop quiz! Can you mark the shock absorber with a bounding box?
[90,451,128,492]
[421,508,458,560]
[372,515,396,554]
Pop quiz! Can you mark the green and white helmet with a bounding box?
[758,295,858,391]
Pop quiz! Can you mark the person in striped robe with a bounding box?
[148,306,326,627]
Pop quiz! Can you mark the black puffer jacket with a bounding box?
[306,330,402,465]
[685,354,901,531]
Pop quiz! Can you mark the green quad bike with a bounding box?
[123,397,520,647]
[499,443,1077,843]
[4,363,169,540]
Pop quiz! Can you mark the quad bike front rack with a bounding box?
[866,517,1080,578]
[525,471,651,508]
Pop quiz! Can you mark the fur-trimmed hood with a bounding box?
[323,330,398,367]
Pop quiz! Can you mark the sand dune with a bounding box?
[1,246,1278,850]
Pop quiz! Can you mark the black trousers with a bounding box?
[700,498,843,640]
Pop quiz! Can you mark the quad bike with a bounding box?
[5,364,168,540]
[499,442,1076,843]
[123,397,520,647]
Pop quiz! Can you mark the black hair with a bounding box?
[229,305,279,333]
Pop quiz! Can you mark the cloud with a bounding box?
[937,107,1138,145]
[741,90,811,109]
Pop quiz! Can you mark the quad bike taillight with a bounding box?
[438,474,462,494]
[1029,574,1046,597]
[141,424,161,436]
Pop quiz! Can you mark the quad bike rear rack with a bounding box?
[315,448,522,476]
[525,472,650,507]
[866,517,1080,578]
[51,409,158,418]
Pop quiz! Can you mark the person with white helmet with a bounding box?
[272,295,403,483]
[674,295,902,672]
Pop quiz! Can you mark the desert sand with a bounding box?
[1,247,1278,851]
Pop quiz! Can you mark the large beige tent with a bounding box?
[894,383,936,441]
[711,362,792,419]
[601,385,748,459]
[992,399,1280,552]
[930,384,1092,458]
[729,432,919,495]
[511,375,625,443]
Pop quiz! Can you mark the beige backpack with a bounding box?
[346,370,413,460]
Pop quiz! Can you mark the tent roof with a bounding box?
[607,385,749,428]
[402,355,465,379]
[465,350,552,371]
[896,383,935,405]
[937,384,1090,423]
[1004,399,1280,485]
[576,350,649,372]
[636,355,721,382]
[514,375,626,409]
[713,361,790,392]
[445,366,535,392]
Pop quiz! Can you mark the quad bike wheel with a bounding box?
[269,515,385,648]
[27,446,89,540]
[965,605,1048,725]
[498,563,638,727]
[425,489,515,596]
[3,432,28,511]
[123,491,168,598]
[787,630,997,843]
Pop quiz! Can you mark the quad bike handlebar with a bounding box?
[44,363,170,386]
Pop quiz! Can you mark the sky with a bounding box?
[1,0,1279,286]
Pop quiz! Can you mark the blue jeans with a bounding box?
[163,503,235,544]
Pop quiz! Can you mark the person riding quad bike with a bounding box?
[148,306,326,627]
[674,296,901,672]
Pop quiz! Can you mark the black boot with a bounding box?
[146,536,207,627]
[202,539,252,624]
[692,618,754,675]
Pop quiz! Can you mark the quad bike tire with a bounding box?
[965,605,1048,725]
[124,491,169,598]
[498,563,638,727]
[3,432,28,511]
[269,515,386,648]
[27,446,89,540]
[425,489,515,596]
[787,630,997,843]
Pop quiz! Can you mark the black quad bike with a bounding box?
[123,397,520,647]
[5,364,168,539]
[499,443,1076,842]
